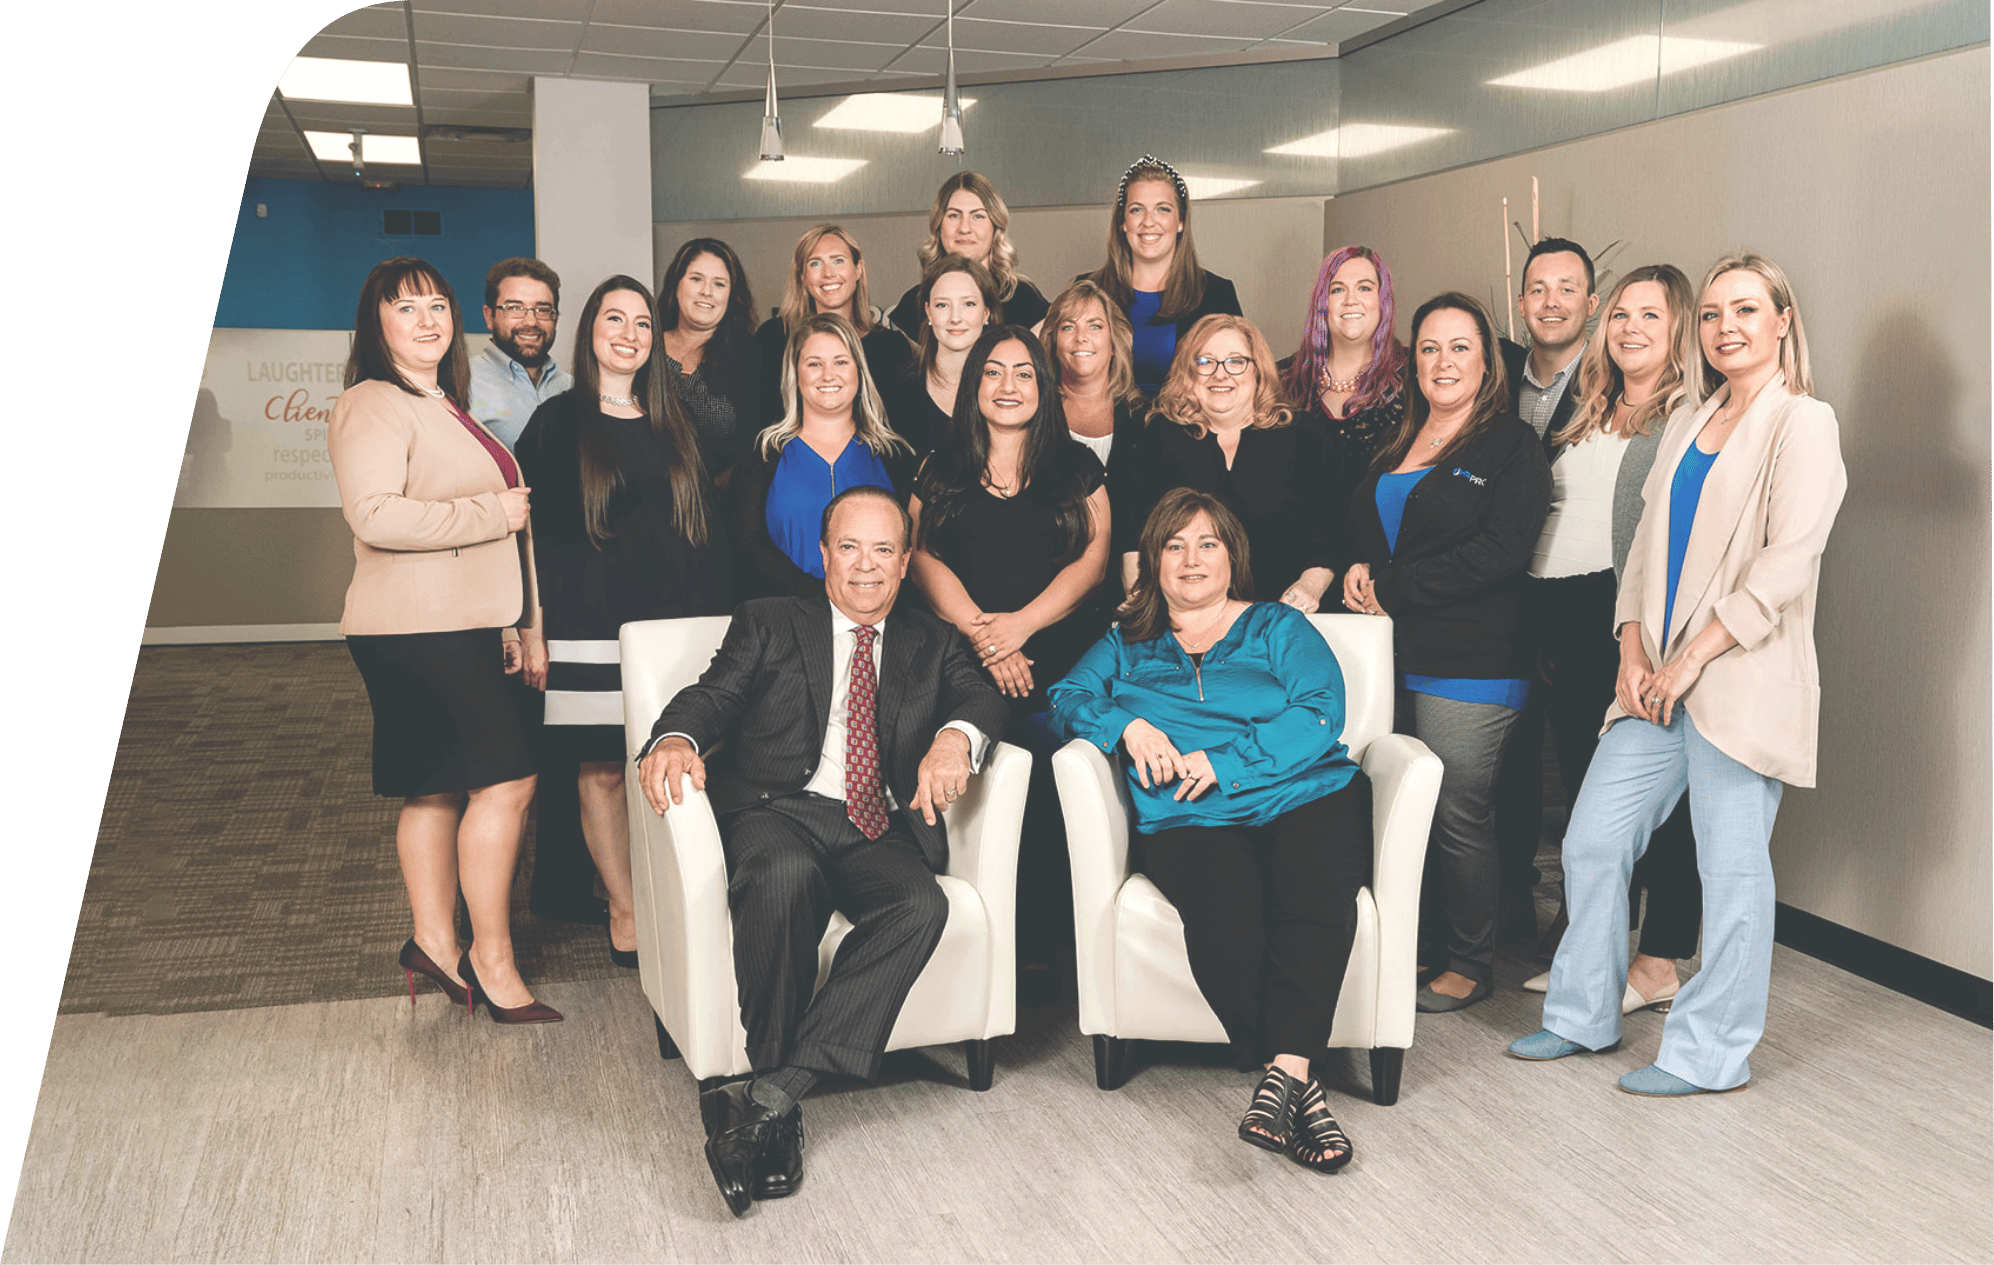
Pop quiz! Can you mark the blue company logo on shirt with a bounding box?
[1451,467,1487,486]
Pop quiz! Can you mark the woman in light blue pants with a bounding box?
[1507,253,1846,1094]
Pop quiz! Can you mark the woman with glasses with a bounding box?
[657,237,760,488]
[1122,315,1334,611]
[751,224,914,428]
[1086,155,1242,395]
[513,275,725,975]
[888,172,1048,341]
[1342,293,1551,1014]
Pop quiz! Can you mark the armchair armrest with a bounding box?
[1359,731,1443,1049]
[625,776,744,1079]
[939,740,1030,1035]
[1052,738,1135,1036]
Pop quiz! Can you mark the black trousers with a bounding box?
[1139,780,1373,1067]
[1496,570,1702,957]
[722,792,949,1082]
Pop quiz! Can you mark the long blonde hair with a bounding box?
[915,172,1026,302]
[1698,251,1813,396]
[1149,314,1292,438]
[756,312,911,460]
[1555,264,1700,446]
[1041,280,1145,411]
[777,224,877,336]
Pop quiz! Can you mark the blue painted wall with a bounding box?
[213,178,534,331]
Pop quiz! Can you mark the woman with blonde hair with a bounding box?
[734,312,915,598]
[1510,253,1846,1095]
[889,172,1048,339]
[1517,264,1704,1009]
[1123,314,1333,611]
[751,223,914,426]
[1086,155,1242,393]
[1041,279,1147,577]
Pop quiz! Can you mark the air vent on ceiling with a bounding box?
[382,209,442,237]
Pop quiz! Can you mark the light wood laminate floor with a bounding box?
[7,944,1989,1263]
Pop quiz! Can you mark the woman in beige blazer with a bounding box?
[1509,253,1845,1093]
[331,257,559,1025]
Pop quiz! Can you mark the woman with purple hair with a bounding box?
[1282,247,1409,565]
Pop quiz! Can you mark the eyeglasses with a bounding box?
[494,302,558,320]
[1192,354,1253,377]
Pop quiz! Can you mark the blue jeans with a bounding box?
[1542,707,1783,1089]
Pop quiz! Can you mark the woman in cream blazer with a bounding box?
[331,257,558,1025]
[1509,253,1846,1094]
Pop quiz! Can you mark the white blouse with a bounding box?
[1531,430,1629,578]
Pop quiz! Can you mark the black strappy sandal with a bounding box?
[1238,1065,1305,1153]
[1287,1078,1354,1173]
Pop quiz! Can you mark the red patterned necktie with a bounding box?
[845,624,889,840]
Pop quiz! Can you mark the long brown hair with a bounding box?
[1040,279,1144,411]
[345,257,472,411]
[1556,264,1700,446]
[1088,156,1207,323]
[657,236,756,397]
[914,253,1002,389]
[1370,292,1510,473]
[777,224,876,336]
[916,172,1026,302]
[568,275,711,548]
[1149,314,1293,438]
[1120,488,1254,642]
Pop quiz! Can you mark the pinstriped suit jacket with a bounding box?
[646,595,1008,870]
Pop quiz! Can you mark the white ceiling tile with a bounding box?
[956,0,1151,23]
[785,0,959,15]
[416,0,595,17]
[568,51,723,84]
[1131,0,1333,39]
[715,63,888,87]
[941,17,1100,54]
[884,45,1056,72]
[317,6,407,40]
[771,7,938,43]
[582,23,755,60]
[414,13,581,49]
[300,33,409,61]
[423,103,535,126]
[767,34,906,70]
[1064,28,1260,59]
[417,67,535,92]
[416,42,577,73]
[281,102,424,128]
[589,0,766,29]
[1273,8,1393,43]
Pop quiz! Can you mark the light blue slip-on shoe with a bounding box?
[1506,1029,1602,1061]
[1617,1063,1747,1096]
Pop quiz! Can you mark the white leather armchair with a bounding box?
[620,615,1030,1096]
[1051,613,1441,1105]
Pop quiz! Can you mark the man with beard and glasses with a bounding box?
[470,257,571,451]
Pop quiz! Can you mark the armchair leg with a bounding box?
[654,1014,681,1061]
[964,1038,995,1091]
[1369,1047,1405,1106]
[1093,1035,1131,1090]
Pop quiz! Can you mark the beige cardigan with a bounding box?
[1609,375,1846,786]
[330,378,538,636]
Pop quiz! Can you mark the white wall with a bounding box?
[656,196,1329,358]
[1325,48,1992,976]
[535,78,654,308]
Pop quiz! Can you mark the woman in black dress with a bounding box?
[888,172,1049,339]
[1123,314,1335,611]
[750,224,914,428]
[909,325,1110,991]
[881,252,1001,455]
[515,275,724,967]
[657,237,760,488]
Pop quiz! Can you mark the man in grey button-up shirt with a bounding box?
[1503,237,1600,448]
[468,256,572,450]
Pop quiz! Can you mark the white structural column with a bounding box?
[532,77,653,306]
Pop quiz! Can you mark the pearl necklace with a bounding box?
[419,383,446,399]
[1318,364,1362,394]
[599,392,638,408]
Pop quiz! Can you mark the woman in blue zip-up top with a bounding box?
[1049,488,1371,1175]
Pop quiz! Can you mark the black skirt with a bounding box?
[347,629,536,797]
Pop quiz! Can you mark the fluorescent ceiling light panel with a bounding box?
[279,56,413,106]
[813,93,976,133]
[743,156,869,183]
[1182,176,1261,199]
[1264,124,1452,159]
[303,131,424,165]
[1488,36,1760,92]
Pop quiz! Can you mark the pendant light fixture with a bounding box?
[938,0,964,155]
[759,0,784,161]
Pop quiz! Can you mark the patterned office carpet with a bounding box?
[62,644,623,1016]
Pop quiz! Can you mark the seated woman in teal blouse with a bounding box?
[1048,488,1371,1176]
[732,312,916,598]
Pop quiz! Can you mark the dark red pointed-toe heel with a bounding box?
[457,953,563,1025]
[398,939,474,1010]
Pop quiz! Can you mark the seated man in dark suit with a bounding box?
[637,484,1006,1217]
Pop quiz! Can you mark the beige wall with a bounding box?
[146,510,351,630]
[655,196,1330,360]
[1324,47,1991,975]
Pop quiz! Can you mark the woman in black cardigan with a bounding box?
[1343,293,1551,1014]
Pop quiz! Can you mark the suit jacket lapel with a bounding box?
[873,611,916,769]
[1665,375,1791,651]
[792,600,834,748]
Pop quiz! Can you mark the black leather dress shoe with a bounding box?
[752,1107,804,1199]
[700,1081,780,1216]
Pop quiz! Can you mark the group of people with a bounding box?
[324,152,1845,1216]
